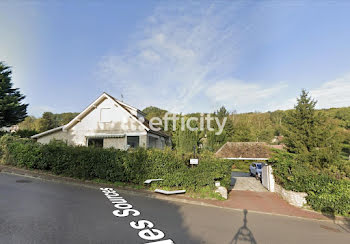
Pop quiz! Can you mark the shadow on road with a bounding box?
[321,207,350,233]
[230,209,257,244]
[137,196,204,244]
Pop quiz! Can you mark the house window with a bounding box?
[100,108,112,122]
[88,138,103,148]
[127,136,139,148]
[148,136,158,148]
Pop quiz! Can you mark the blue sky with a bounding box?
[1,1,350,117]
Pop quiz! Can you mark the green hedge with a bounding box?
[270,150,350,216]
[0,135,233,191]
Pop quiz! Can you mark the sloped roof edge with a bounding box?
[33,92,169,139]
[31,126,64,139]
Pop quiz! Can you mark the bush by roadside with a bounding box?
[0,135,233,194]
[270,150,350,217]
[231,160,251,172]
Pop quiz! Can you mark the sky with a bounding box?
[1,0,350,117]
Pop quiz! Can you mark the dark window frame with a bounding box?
[87,138,104,148]
[127,136,140,148]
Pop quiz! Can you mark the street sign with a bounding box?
[190,158,198,165]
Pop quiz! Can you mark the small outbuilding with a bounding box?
[215,142,283,160]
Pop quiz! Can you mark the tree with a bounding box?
[334,107,350,129]
[18,116,37,131]
[203,106,231,151]
[59,112,79,125]
[216,106,234,138]
[38,112,58,132]
[206,130,227,151]
[283,89,341,167]
[18,112,79,133]
[172,116,199,154]
[231,121,254,142]
[0,62,28,127]
[216,106,229,119]
[284,90,318,154]
[142,106,168,121]
[269,110,285,136]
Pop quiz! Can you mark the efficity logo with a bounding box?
[118,112,227,135]
[145,112,227,135]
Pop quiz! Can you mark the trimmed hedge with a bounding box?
[0,135,233,191]
[270,150,350,216]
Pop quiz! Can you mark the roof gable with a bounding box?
[63,93,149,132]
[31,92,170,139]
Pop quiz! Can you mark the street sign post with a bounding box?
[190,159,198,165]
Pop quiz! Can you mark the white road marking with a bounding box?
[100,188,175,244]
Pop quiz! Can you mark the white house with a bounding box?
[31,92,170,149]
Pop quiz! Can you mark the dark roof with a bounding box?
[215,142,280,159]
[142,118,170,138]
[128,113,170,138]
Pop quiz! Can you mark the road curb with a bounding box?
[1,165,349,226]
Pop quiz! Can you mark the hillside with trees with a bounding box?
[18,112,79,134]
[141,98,350,161]
[12,89,350,166]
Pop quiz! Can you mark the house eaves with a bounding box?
[31,126,64,139]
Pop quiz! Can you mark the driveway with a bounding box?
[226,172,335,220]
[231,171,267,192]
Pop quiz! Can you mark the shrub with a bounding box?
[0,135,233,193]
[270,150,350,216]
[232,160,251,172]
[307,179,350,216]
[0,135,43,168]
[13,129,38,138]
[143,148,188,187]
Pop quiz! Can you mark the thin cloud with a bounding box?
[311,74,350,109]
[97,2,243,113]
[206,80,288,111]
[267,74,350,112]
[96,2,350,114]
[30,105,57,117]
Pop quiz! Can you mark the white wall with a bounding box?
[68,98,146,146]
[262,165,307,207]
[262,165,275,192]
[103,137,126,149]
[37,130,68,144]
[36,97,169,150]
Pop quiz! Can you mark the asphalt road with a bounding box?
[0,173,349,244]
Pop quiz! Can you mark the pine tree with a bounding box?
[283,89,341,167]
[216,106,229,119]
[0,62,28,127]
[284,90,319,153]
